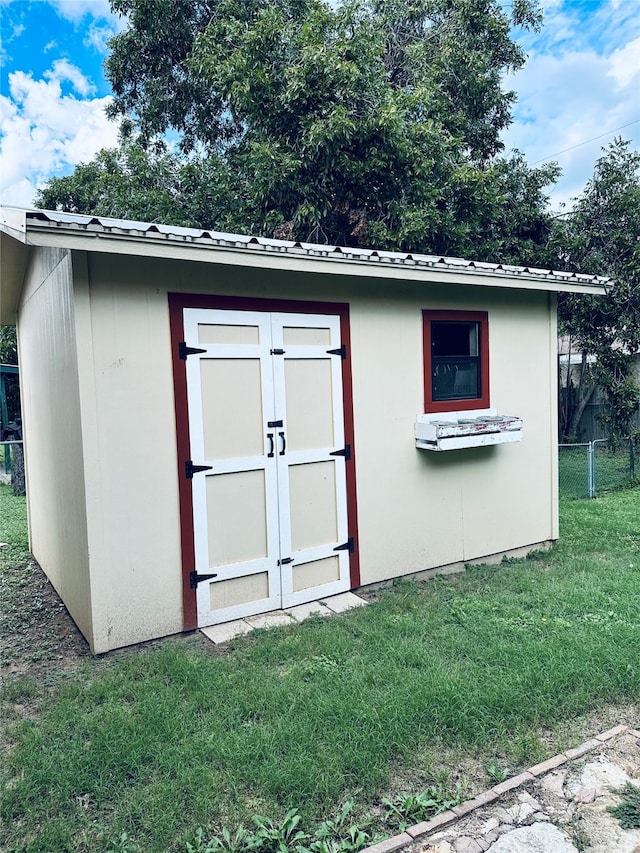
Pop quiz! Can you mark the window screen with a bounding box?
[431,321,481,402]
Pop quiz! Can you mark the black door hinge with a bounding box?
[190,570,217,589]
[179,342,207,359]
[334,537,354,553]
[330,445,351,461]
[270,348,286,355]
[327,344,346,359]
[278,557,294,566]
[185,460,213,479]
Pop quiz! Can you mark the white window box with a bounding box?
[415,408,523,452]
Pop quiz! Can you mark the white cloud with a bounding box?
[45,57,96,96]
[0,61,120,207]
[530,0,639,56]
[84,22,115,52]
[608,36,640,87]
[502,2,640,210]
[0,0,115,21]
[47,0,127,40]
[48,0,114,25]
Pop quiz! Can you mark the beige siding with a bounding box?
[17,247,93,644]
[83,254,557,643]
[14,249,558,652]
[74,254,184,652]
[350,288,556,583]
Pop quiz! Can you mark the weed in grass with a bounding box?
[608,782,640,829]
[485,763,509,784]
[296,654,340,681]
[107,832,142,853]
[307,798,374,853]
[186,801,374,853]
[250,810,308,853]
[382,781,466,830]
[186,827,224,853]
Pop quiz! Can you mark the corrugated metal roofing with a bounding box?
[3,206,613,289]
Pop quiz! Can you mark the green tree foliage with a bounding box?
[37,0,558,262]
[0,326,18,364]
[555,139,640,441]
[36,142,193,226]
[0,326,20,435]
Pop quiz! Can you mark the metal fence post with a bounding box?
[630,439,636,481]
[588,440,596,498]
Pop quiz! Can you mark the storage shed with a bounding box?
[0,207,608,653]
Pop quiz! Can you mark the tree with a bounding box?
[554,139,640,441]
[0,326,20,434]
[38,0,558,263]
[0,325,22,494]
[36,142,194,225]
[0,326,18,365]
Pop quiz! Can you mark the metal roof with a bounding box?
[1,206,612,292]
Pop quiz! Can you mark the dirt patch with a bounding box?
[1,556,91,680]
[0,555,223,680]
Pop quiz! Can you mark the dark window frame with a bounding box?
[422,310,490,413]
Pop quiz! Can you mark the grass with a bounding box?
[1,484,639,852]
[0,484,28,562]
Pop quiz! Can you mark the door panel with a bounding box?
[184,309,280,626]
[273,313,349,609]
[289,461,338,551]
[200,359,264,460]
[284,359,335,451]
[283,326,332,346]
[209,572,271,611]
[206,470,268,566]
[292,556,341,592]
[184,307,351,625]
[198,323,261,345]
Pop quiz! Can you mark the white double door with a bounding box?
[184,308,351,627]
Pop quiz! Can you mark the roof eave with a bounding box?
[22,218,609,296]
[0,207,611,304]
[0,231,29,325]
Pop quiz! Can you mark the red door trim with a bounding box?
[168,296,198,630]
[168,292,361,632]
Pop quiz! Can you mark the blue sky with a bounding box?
[1,0,639,213]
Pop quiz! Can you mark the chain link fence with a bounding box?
[559,439,637,499]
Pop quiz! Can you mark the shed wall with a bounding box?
[17,247,93,643]
[349,287,557,581]
[82,253,557,649]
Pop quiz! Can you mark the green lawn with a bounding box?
[1,485,639,853]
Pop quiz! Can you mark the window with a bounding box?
[423,310,490,413]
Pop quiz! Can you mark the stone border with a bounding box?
[362,725,639,853]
